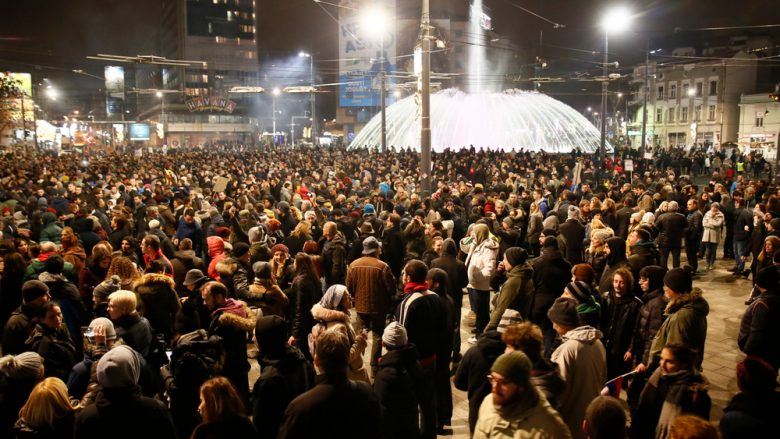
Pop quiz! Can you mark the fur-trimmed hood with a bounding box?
[310,303,350,323]
[216,300,256,331]
[215,258,238,277]
[132,272,175,294]
[664,287,709,317]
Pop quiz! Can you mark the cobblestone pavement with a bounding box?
[248,249,752,438]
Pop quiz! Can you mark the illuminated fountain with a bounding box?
[348,88,610,153]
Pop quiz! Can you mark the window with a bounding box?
[668,107,676,122]
[709,81,717,95]
[708,105,716,121]
[669,84,677,98]
[657,86,664,99]
[756,112,764,127]
[696,82,703,97]
[656,108,663,124]
[681,106,688,122]
[682,83,689,97]
[694,105,701,122]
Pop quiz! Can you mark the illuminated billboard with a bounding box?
[129,123,150,141]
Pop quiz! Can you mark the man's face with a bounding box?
[201,288,216,311]
[612,274,627,296]
[687,200,697,212]
[489,372,521,407]
[184,214,194,224]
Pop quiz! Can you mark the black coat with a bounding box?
[453,331,505,433]
[27,324,77,382]
[191,415,256,439]
[559,219,585,264]
[631,288,668,365]
[252,346,315,439]
[277,374,381,439]
[615,206,634,239]
[394,291,448,360]
[286,274,319,358]
[13,411,74,439]
[381,226,406,278]
[73,386,176,439]
[114,313,153,358]
[738,287,780,370]
[0,375,38,436]
[720,390,780,439]
[601,291,643,361]
[431,247,468,304]
[373,345,423,439]
[654,212,687,249]
[531,248,572,327]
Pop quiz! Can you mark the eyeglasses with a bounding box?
[487,375,511,387]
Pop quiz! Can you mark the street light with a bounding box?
[272,88,281,145]
[362,6,389,153]
[298,51,317,145]
[599,6,632,161]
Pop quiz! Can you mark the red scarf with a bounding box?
[403,281,429,294]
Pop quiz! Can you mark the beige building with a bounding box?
[737,93,779,161]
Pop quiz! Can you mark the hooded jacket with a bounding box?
[373,344,423,439]
[473,386,571,439]
[431,239,468,302]
[648,288,709,370]
[551,326,607,439]
[531,358,566,411]
[39,212,62,245]
[632,287,669,365]
[206,236,225,280]
[247,281,288,316]
[208,299,256,394]
[486,262,535,331]
[454,331,506,433]
[132,273,180,342]
[309,303,368,381]
[599,237,630,295]
[531,247,572,327]
[464,227,500,291]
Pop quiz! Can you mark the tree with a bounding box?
[0,74,24,146]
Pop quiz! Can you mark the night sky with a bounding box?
[2,0,779,115]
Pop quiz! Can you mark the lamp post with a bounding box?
[420,0,432,196]
[599,6,632,162]
[363,7,389,153]
[272,87,280,145]
[156,91,165,144]
[298,52,317,145]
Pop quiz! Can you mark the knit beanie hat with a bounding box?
[97,345,141,388]
[0,352,43,380]
[755,266,779,290]
[565,281,592,303]
[252,261,272,280]
[254,315,287,351]
[271,243,289,255]
[663,267,693,293]
[736,356,778,392]
[248,226,264,243]
[382,321,408,348]
[232,242,250,258]
[568,206,581,221]
[572,264,596,285]
[22,280,49,303]
[491,351,532,386]
[497,309,523,333]
[89,317,117,340]
[504,247,527,267]
[93,275,121,301]
[547,297,580,328]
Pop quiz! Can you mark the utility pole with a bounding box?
[600,33,608,164]
[420,0,432,196]
[380,32,387,153]
[641,43,649,158]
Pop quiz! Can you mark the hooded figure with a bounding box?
[599,237,630,294]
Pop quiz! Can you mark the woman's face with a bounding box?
[17,241,28,255]
[660,348,681,374]
[107,299,123,321]
[43,305,63,329]
[766,241,775,254]
[639,276,650,293]
[273,251,286,265]
[99,256,112,269]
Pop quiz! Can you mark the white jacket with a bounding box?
[463,237,499,291]
[701,210,725,243]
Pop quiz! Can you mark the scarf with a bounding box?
[212,298,247,318]
[403,281,429,294]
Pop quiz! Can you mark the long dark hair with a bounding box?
[294,253,322,293]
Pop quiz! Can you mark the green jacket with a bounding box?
[25,257,78,283]
[486,262,534,332]
[649,288,709,370]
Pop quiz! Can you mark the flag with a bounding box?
[298,186,314,202]
[600,371,636,398]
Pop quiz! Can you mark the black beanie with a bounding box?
[232,242,250,258]
[547,297,580,328]
[254,315,287,351]
[663,267,692,293]
[504,247,527,267]
[755,267,779,290]
[22,280,49,303]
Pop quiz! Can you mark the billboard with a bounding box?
[104,66,125,118]
[338,0,396,107]
[128,123,150,141]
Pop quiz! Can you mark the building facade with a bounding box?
[737,93,779,161]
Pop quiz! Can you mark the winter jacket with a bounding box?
[27,324,78,381]
[13,411,75,439]
[345,255,396,315]
[25,257,77,283]
[395,290,449,360]
[701,209,725,243]
[39,212,62,245]
[464,237,499,291]
[0,375,38,435]
[632,288,668,365]
[654,212,687,249]
[531,248,572,328]
[531,359,566,411]
[381,226,406,278]
[62,246,87,276]
[373,345,423,439]
[551,326,607,439]
[191,415,256,439]
[473,386,571,439]
[215,258,251,300]
[206,236,226,280]
[246,281,289,316]
[114,313,154,358]
[132,273,180,342]
[321,232,348,286]
[559,219,586,264]
[527,213,543,246]
[207,300,256,396]
[309,304,368,381]
[454,331,505,433]
[171,250,205,296]
[403,219,427,258]
[73,386,177,439]
[627,241,660,285]
[601,291,643,375]
[175,217,204,256]
[252,345,315,439]
[737,287,780,370]
[1,304,38,354]
[39,272,88,354]
[277,374,381,439]
[431,243,468,303]
[733,207,753,242]
[684,209,703,243]
[486,262,535,331]
[649,288,709,370]
[720,390,780,439]
[631,368,711,439]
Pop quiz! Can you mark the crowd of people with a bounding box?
[0,143,778,439]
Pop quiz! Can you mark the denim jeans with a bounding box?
[733,239,748,270]
[705,242,718,267]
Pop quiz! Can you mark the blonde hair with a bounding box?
[18,377,74,428]
[108,290,137,315]
[291,220,312,239]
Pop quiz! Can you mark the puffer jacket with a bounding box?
[454,331,506,433]
[206,236,225,280]
[309,304,368,382]
[473,386,571,439]
[654,212,687,249]
[701,210,725,243]
[486,262,534,331]
[246,281,288,316]
[649,288,709,370]
[531,358,566,411]
[463,237,499,291]
[133,273,180,342]
[601,291,644,365]
[345,255,396,314]
[551,326,607,439]
[631,288,668,365]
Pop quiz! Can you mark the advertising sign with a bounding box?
[338,0,396,107]
[129,123,150,141]
[185,96,237,113]
[104,66,125,117]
